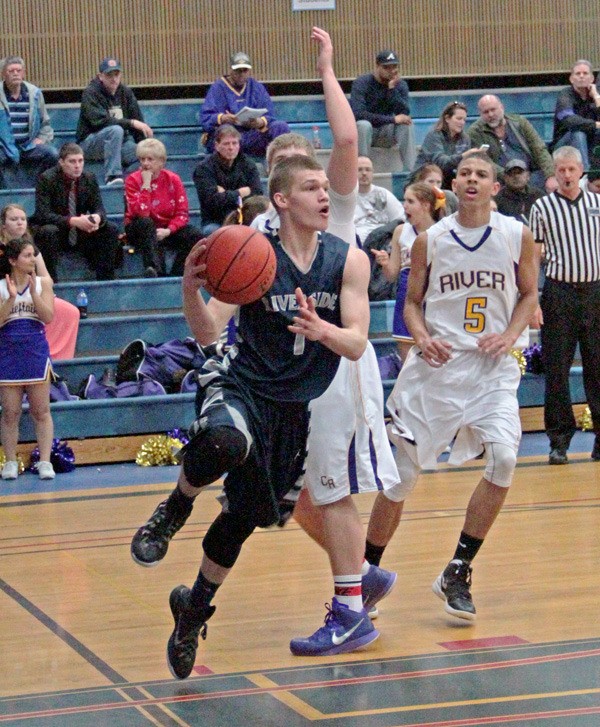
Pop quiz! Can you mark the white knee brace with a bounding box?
[483,442,517,488]
[384,438,421,502]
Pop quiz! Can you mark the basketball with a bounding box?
[200,225,277,305]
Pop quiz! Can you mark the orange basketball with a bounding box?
[201,225,277,305]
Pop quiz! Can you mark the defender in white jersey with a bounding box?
[365,153,539,621]
[255,28,398,654]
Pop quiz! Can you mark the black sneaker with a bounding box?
[432,559,476,621]
[130,499,191,566]
[591,436,600,462]
[549,448,568,465]
[167,585,215,679]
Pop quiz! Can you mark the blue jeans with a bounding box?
[80,126,138,181]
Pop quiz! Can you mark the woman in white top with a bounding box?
[371,182,446,362]
[0,237,56,480]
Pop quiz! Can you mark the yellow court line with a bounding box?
[114,687,173,727]
[134,686,193,727]
[245,673,325,721]
[325,686,600,720]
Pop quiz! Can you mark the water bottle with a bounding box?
[312,125,322,150]
[76,289,88,319]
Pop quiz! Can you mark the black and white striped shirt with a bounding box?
[529,190,600,283]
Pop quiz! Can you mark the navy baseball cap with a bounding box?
[99,57,122,74]
[376,50,399,66]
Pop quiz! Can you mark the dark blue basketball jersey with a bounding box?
[228,231,349,402]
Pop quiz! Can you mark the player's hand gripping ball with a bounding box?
[200,225,277,305]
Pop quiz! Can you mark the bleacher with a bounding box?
[9,86,584,463]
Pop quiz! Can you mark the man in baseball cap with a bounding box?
[76,56,153,185]
[495,158,544,222]
[350,48,416,170]
[201,51,289,158]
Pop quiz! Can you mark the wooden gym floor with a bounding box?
[1,432,599,726]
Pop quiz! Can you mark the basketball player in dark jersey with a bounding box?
[130,154,377,679]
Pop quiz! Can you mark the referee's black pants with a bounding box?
[540,279,600,449]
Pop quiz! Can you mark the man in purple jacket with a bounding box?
[201,52,289,158]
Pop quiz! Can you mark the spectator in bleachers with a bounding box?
[76,57,153,186]
[552,60,600,170]
[193,125,263,235]
[350,50,416,171]
[410,163,458,213]
[495,159,544,224]
[415,101,478,188]
[124,139,200,277]
[468,94,557,192]
[201,52,289,159]
[31,142,121,281]
[0,203,79,359]
[0,56,58,188]
[222,195,269,226]
[354,155,404,244]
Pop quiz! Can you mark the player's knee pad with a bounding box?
[483,442,517,488]
[202,511,256,569]
[182,425,247,491]
[384,439,421,502]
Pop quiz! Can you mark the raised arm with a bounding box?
[288,246,369,361]
[312,27,358,196]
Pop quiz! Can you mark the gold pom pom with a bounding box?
[0,448,26,474]
[578,405,592,432]
[509,348,526,376]
[135,435,184,466]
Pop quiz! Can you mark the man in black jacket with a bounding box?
[76,57,153,186]
[32,142,121,280]
[193,125,263,234]
[552,60,600,169]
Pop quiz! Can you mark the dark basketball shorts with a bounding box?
[190,364,310,528]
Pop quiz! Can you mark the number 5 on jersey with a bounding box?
[464,296,487,333]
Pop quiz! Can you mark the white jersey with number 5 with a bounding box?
[424,211,528,351]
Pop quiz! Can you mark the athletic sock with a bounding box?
[333,574,363,612]
[361,559,370,576]
[166,484,196,514]
[452,531,484,564]
[364,540,386,567]
[189,571,220,611]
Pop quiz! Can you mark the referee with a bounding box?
[529,145,600,464]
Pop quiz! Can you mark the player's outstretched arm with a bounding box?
[312,26,357,196]
[288,247,369,360]
[182,240,237,345]
[477,226,540,356]
[405,233,453,367]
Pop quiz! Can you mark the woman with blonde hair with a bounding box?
[124,138,201,276]
[372,182,446,362]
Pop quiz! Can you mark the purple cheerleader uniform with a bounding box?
[0,278,52,385]
[392,223,418,343]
